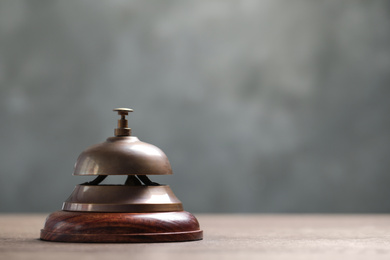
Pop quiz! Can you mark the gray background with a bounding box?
[1,0,390,213]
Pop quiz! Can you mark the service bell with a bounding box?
[40,108,203,243]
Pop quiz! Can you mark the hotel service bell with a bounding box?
[40,108,203,243]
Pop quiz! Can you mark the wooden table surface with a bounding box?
[1,214,390,259]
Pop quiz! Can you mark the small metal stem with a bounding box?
[137,175,160,186]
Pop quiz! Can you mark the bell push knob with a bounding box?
[113,108,133,136]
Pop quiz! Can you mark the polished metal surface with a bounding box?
[62,185,183,212]
[113,108,133,113]
[73,108,172,175]
[73,136,172,175]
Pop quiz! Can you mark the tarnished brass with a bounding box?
[63,185,183,212]
[74,136,172,175]
[73,109,172,175]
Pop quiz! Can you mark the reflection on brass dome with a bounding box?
[73,136,172,175]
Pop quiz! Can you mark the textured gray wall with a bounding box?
[1,0,390,213]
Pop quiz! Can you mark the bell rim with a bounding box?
[62,184,183,213]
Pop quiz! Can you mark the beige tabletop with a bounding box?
[1,214,390,260]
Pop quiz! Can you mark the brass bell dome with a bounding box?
[74,108,172,176]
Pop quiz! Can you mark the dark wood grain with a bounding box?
[40,211,203,243]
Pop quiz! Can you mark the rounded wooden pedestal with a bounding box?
[40,211,203,243]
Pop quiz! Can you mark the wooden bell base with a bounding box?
[40,211,203,243]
